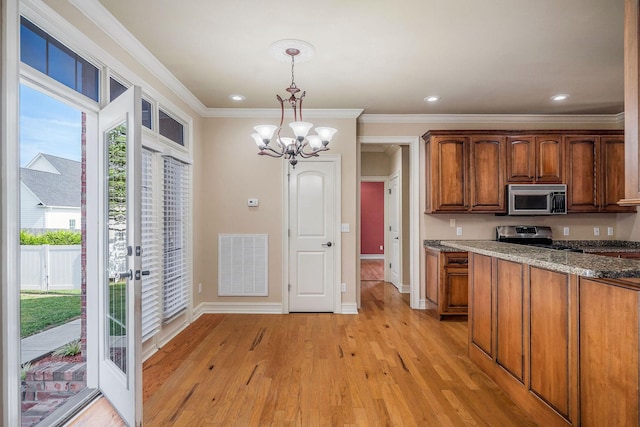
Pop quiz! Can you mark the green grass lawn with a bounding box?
[20,284,127,338]
[20,292,81,338]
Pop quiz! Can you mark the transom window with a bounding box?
[20,17,99,102]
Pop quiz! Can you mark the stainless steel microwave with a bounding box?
[507,184,567,215]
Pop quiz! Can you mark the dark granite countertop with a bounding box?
[439,240,640,279]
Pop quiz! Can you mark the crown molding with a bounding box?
[68,0,208,116]
[359,113,625,125]
[203,108,364,119]
[358,136,420,144]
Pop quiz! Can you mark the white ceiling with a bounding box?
[96,0,624,115]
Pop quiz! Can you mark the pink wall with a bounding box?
[361,182,384,255]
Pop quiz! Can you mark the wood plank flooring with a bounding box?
[360,259,384,281]
[142,280,536,426]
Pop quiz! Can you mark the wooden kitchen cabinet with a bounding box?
[580,277,639,426]
[468,253,579,426]
[506,135,563,183]
[424,248,468,319]
[470,136,506,211]
[424,131,505,213]
[565,133,634,213]
[424,134,469,212]
[469,253,493,357]
[495,259,525,383]
[529,267,576,420]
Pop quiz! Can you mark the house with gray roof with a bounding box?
[20,153,81,230]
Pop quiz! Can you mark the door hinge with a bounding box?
[389,263,392,269]
[288,284,291,292]
[389,226,392,231]
[389,188,392,194]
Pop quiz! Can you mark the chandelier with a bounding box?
[251,42,337,167]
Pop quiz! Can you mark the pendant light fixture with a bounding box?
[251,40,337,167]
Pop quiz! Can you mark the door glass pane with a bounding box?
[106,123,128,373]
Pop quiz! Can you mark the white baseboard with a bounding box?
[419,299,427,310]
[360,254,384,259]
[194,301,284,315]
[341,303,359,314]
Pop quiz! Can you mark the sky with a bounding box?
[20,84,81,167]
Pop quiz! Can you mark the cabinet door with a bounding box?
[601,136,636,212]
[425,250,439,305]
[470,254,493,357]
[530,268,572,420]
[431,136,469,212]
[565,136,598,212]
[442,267,468,314]
[470,136,506,212]
[536,136,563,182]
[506,136,535,182]
[495,259,525,383]
[580,278,639,426]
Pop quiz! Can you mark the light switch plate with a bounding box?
[341,223,350,232]
[607,227,614,236]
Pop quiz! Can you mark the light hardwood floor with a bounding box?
[69,278,535,426]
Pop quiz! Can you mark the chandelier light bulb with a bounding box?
[251,133,265,148]
[314,127,337,144]
[306,135,323,150]
[253,124,278,144]
[289,121,314,140]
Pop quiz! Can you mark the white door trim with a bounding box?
[282,155,342,314]
[358,136,420,309]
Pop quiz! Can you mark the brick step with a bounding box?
[23,361,86,402]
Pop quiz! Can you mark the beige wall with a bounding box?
[361,151,391,176]
[195,116,359,308]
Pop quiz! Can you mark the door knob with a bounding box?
[322,242,333,247]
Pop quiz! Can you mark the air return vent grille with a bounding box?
[218,234,268,296]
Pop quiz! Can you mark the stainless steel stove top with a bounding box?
[495,225,583,253]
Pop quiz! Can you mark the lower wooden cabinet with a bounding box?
[579,278,639,426]
[468,253,639,426]
[424,249,468,319]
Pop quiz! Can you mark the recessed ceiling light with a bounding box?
[551,94,569,101]
[424,96,440,103]
[230,94,246,101]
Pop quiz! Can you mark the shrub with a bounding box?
[20,230,81,245]
[52,340,81,357]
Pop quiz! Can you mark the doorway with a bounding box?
[358,137,420,309]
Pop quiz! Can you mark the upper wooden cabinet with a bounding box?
[424,130,631,214]
[506,135,563,183]
[424,131,505,213]
[565,133,634,213]
[470,136,506,211]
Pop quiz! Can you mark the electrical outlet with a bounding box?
[379,245,383,250]
[198,283,202,293]
[607,227,614,236]
[594,227,600,236]
[563,227,570,236]
[456,227,463,236]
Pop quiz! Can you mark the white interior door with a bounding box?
[289,160,336,312]
[389,174,400,288]
[98,86,143,426]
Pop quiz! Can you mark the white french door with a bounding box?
[98,86,143,426]
[288,159,337,312]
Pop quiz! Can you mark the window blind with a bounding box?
[162,156,189,320]
[141,148,160,341]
